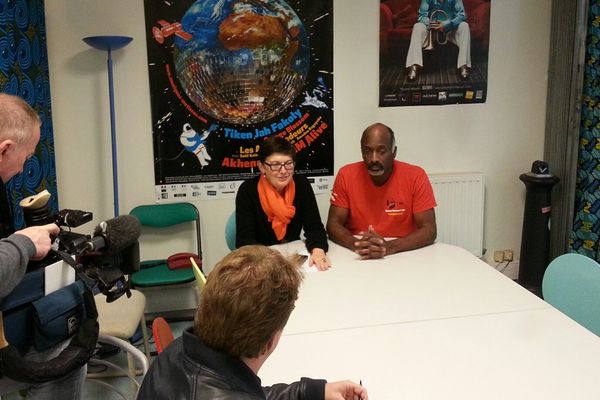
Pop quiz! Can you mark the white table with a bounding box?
[262,308,600,399]
[273,242,549,335]
[263,241,600,399]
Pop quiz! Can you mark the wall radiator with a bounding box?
[428,173,485,257]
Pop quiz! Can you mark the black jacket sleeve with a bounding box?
[236,179,261,248]
[263,377,326,400]
[295,177,329,253]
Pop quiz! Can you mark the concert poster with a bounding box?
[379,0,490,107]
[144,0,333,201]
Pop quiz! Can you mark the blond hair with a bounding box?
[0,93,41,144]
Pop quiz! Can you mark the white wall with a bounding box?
[45,0,551,271]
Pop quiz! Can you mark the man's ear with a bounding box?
[263,330,283,356]
[393,146,397,157]
[0,139,14,158]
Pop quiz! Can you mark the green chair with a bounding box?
[130,203,201,289]
[225,211,236,251]
[542,253,600,336]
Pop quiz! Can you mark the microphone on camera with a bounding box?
[86,215,141,253]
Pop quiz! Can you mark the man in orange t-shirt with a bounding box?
[327,123,437,259]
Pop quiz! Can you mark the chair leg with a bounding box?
[93,334,148,399]
[140,315,151,359]
[97,334,149,374]
[87,357,142,399]
[126,352,137,396]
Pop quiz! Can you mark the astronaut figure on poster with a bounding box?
[301,75,330,109]
[180,123,217,168]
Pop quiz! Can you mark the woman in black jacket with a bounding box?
[235,136,330,270]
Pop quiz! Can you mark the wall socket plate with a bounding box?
[494,250,504,263]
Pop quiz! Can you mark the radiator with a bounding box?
[428,173,485,257]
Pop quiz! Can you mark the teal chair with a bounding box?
[542,253,600,336]
[225,211,236,251]
[130,203,201,288]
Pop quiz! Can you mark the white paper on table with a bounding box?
[270,242,318,273]
[298,250,317,273]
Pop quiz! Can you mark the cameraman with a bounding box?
[0,93,86,400]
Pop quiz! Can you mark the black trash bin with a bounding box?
[517,161,559,296]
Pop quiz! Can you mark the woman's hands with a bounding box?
[310,247,332,271]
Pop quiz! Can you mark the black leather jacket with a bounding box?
[137,328,326,400]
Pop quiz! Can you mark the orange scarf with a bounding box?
[257,175,296,241]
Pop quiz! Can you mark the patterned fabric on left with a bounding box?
[571,2,600,261]
[0,0,58,229]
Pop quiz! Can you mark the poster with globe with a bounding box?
[144,0,333,201]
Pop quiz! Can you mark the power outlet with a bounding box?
[503,249,514,262]
[493,250,504,263]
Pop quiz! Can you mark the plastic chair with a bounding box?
[151,317,174,354]
[225,211,236,250]
[130,203,201,304]
[542,253,600,336]
[87,290,150,397]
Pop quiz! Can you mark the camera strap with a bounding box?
[0,290,99,383]
[53,249,98,291]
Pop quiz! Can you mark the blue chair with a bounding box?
[542,253,600,336]
[225,211,236,251]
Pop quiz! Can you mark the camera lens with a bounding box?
[23,203,54,227]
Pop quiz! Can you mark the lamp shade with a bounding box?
[83,36,133,51]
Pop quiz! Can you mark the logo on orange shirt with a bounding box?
[385,199,405,216]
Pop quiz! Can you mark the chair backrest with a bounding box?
[542,253,600,336]
[225,211,236,251]
[130,202,202,257]
[151,317,174,354]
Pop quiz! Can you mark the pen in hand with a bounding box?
[359,379,363,400]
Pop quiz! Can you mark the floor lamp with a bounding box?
[83,35,133,217]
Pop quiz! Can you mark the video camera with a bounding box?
[0,191,142,384]
[20,190,141,302]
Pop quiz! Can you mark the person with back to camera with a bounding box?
[235,136,331,270]
[327,122,437,260]
[137,245,368,400]
[0,93,85,400]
